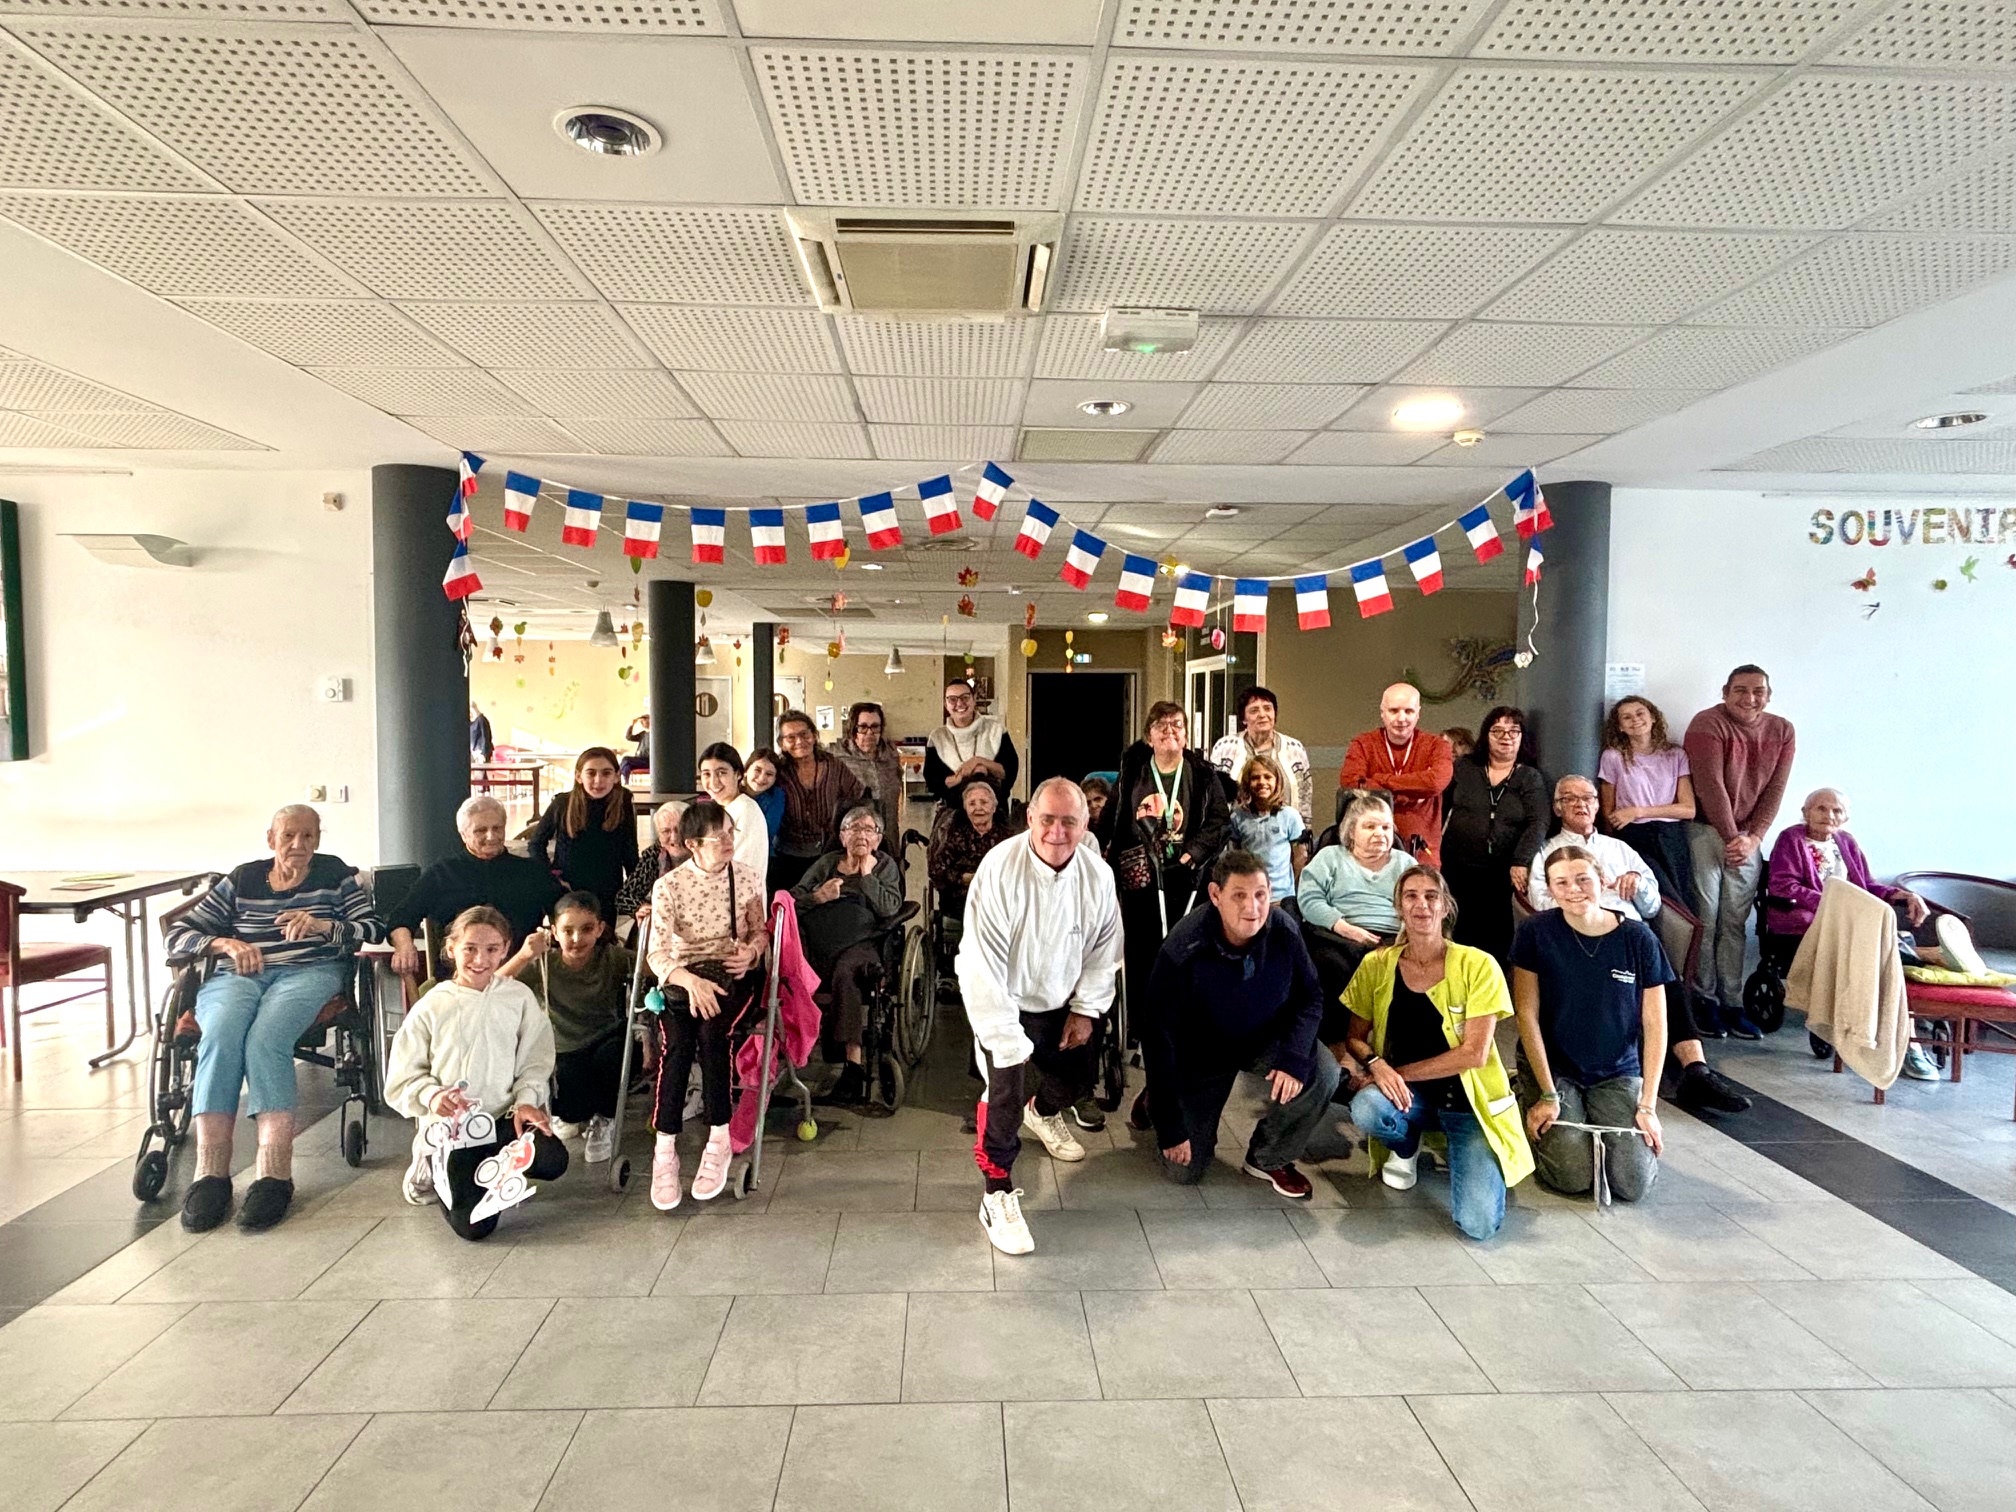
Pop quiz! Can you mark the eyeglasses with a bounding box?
[856,721,883,732]
[842,824,882,837]
[1561,793,1599,805]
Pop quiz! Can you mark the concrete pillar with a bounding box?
[1517,479,1610,787]
[749,621,775,753]
[647,578,695,794]
[371,463,470,865]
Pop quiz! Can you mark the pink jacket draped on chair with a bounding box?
[729,891,821,1153]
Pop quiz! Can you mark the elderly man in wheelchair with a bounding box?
[792,804,910,1111]
[158,804,385,1233]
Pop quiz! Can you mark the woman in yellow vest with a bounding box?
[1338,863,1533,1238]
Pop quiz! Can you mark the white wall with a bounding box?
[0,470,378,871]
[1608,487,2016,878]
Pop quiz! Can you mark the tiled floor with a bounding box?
[5,994,2016,1510]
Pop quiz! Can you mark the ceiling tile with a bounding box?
[1018,427,1156,461]
[1034,314,1246,381]
[400,415,587,452]
[1349,66,1761,222]
[1331,384,1544,430]
[178,299,465,365]
[854,377,1021,425]
[1486,230,1816,324]
[1286,431,1445,464]
[1493,388,1705,432]
[494,368,699,418]
[716,420,872,458]
[1397,322,1655,386]
[257,200,588,300]
[1721,433,2016,473]
[1214,319,1446,382]
[0,360,159,411]
[1870,148,2016,233]
[555,416,728,455]
[1569,324,1851,387]
[1827,0,2016,69]
[678,371,858,421]
[401,302,652,367]
[1691,235,2016,328]
[27,409,265,448]
[735,0,1102,44]
[0,35,210,192]
[1053,218,1315,314]
[1112,0,1494,54]
[837,317,1034,378]
[1024,378,1198,427]
[1,1,345,14]
[1270,224,1566,319]
[355,0,726,30]
[1146,430,1311,464]
[868,424,1019,460]
[0,193,355,297]
[1178,382,1364,429]
[532,204,809,304]
[620,306,839,373]
[0,413,97,447]
[1417,432,1601,466]
[308,367,535,415]
[1476,1,1856,64]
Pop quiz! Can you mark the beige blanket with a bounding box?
[1787,878,1907,1089]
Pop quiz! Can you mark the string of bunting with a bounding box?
[441,451,1553,630]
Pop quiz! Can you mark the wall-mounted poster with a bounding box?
[0,499,26,761]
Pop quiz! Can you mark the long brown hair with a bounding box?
[1602,696,1674,767]
[564,746,634,837]
[1237,753,1287,817]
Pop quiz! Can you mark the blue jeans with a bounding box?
[192,962,349,1118]
[1349,1086,1507,1240]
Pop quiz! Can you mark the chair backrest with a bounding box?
[369,864,423,925]
[0,878,20,963]
[1894,872,2014,948]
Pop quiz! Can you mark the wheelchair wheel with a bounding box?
[898,929,935,1066]
[132,1146,169,1203]
[1096,981,1129,1113]
[871,1052,905,1114]
[1743,968,1787,1036]
[343,1117,367,1168]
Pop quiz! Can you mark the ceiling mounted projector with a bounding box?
[1099,307,1199,356]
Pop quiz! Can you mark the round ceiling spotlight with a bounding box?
[1086,611,1110,624]
[1910,411,1989,430]
[554,106,662,157]
[1078,398,1133,417]
[1392,396,1465,430]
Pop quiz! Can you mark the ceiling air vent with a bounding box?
[785,209,1062,316]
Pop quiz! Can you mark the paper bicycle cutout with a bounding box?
[424,1088,539,1222]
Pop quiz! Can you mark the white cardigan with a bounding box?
[385,976,556,1122]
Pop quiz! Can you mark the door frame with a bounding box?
[1024,668,1138,786]
[1185,654,1229,753]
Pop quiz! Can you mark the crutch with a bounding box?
[1549,1119,1649,1207]
[604,915,655,1193]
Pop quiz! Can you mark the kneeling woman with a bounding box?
[1511,847,1669,1203]
[1338,866,1533,1240]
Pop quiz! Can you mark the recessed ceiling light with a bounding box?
[1086,611,1110,623]
[1078,398,1133,418]
[1392,396,1465,430]
[859,562,884,571]
[1911,411,1989,430]
[1204,505,1241,519]
[554,106,661,158]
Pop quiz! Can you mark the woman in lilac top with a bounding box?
[1597,697,1697,911]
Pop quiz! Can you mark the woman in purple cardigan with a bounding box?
[1763,788,1928,938]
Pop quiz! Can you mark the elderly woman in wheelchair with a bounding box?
[792,805,906,1109]
[162,804,384,1233]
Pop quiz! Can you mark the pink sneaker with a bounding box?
[692,1133,732,1202]
[650,1136,683,1211]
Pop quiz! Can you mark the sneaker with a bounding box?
[237,1177,294,1232]
[1022,1101,1086,1162]
[1070,1095,1107,1132]
[180,1174,233,1232]
[1726,1014,1765,1042]
[583,1116,614,1164]
[1242,1160,1314,1200]
[1380,1149,1418,1190]
[402,1141,434,1206]
[549,1117,582,1141]
[979,1189,1035,1255]
[692,1135,732,1201]
[650,1136,683,1211]
[1902,1044,1941,1082]
[1676,1062,1752,1114]
[1937,912,1991,977]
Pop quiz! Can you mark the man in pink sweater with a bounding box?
[1683,665,1796,1031]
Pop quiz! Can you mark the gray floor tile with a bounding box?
[280,1297,552,1413]
[1754,1280,2016,1387]
[767,1150,919,1213]
[1141,1211,1328,1289]
[699,1292,906,1405]
[824,1212,995,1293]
[917,1148,1060,1212]
[476,1208,683,1298]
[1209,1395,1472,1511]
[0,1420,148,1512]
[1584,1201,1817,1281]
[777,1402,1007,1512]
[0,1304,190,1420]
[1004,1399,1240,1512]
[902,1292,1100,1402]
[1187,1153,1350,1209]
[301,1408,580,1512]
[1805,1388,2016,1512]
[1084,1290,1298,1399]
[119,1217,378,1304]
[1722,1201,1970,1280]
[855,1105,987,1152]
[43,1221,204,1305]
[63,1300,370,1420]
[536,1406,791,1511]
[1411,1392,1706,1512]
[1054,1147,1208,1210]
[63,1412,368,1512]
[300,1209,519,1299]
[1912,1276,2016,1347]
[990,1208,1163,1292]
[1586,1282,1873,1390]
[1289,1209,1494,1286]
[1422,1283,1683,1392]
[654,1211,838,1295]
[1610,1390,1932,1512]
[1468,1207,1653,1284]
[1253,1287,1492,1396]
[492,1294,732,1409]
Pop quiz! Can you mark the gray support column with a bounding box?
[372,463,470,864]
[648,578,695,794]
[749,621,775,754]
[1517,479,1611,788]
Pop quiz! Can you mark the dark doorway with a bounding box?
[1028,671,1135,790]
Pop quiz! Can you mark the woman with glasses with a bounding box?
[925,679,1018,807]
[792,805,905,1107]
[830,701,905,858]
[771,709,866,896]
[1439,705,1550,962]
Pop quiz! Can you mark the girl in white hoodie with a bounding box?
[385,905,567,1240]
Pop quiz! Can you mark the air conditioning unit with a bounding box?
[784,209,1063,316]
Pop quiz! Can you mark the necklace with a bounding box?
[1566,914,1614,958]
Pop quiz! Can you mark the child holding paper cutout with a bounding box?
[385,904,570,1240]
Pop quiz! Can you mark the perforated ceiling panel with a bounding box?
[1871,151,2016,234]
[1418,432,1598,467]
[836,317,1034,378]
[0,1,341,14]
[1493,387,1705,433]
[1214,319,1445,383]
[752,49,1085,208]
[1615,75,2016,230]
[869,424,1018,460]
[1569,325,1849,388]
[1350,67,1759,222]
[1077,57,1428,216]
[14,22,494,195]
[352,0,725,31]
[1034,313,1246,381]
[1331,383,1544,430]
[531,204,809,305]
[0,37,208,192]
[0,414,94,448]
[1829,0,2016,69]
[1114,0,1491,53]
[1147,429,1309,464]
[621,306,840,373]
[716,420,872,459]
[0,193,354,297]
[1287,430,1445,464]
[1962,371,2016,395]
[494,368,698,418]
[1052,218,1313,314]
[854,377,1020,425]
[0,360,157,410]
[554,417,726,455]
[1177,382,1364,429]
[1722,434,2016,474]
[1476,0,1854,63]
[1270,224,1565,319]
[307,367,534,415]
[401,302,649,367]
[1485,230,1815,325]
[31,409,264,448]
[678,372,858,422]
[1398,322,1655,386]
[257,201,585,300]
[401,415,585,452]
[1698,236,2016,329]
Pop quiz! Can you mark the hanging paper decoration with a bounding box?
[858,491,903,549]
[502,471,538,532]
[957,566,979,587]
[1525,536,1545,586]
[1060,530,1106,589]
[1350,559,1393,618]
[689,507,725,564]
[1170,571,1211,628]
[1403,536,1444,595]
[1015,499,1059,559]
[1233,579,1268,633]
[834,545,851,571]
[562,488,603,547]
[974,461,1012,521]
[622,500,663,559]
[919,474,961,535]
[1114,555,1155,612]
[958,595,977,617]
[1295,574,1331,630]
[1160,627,1182,649]
[806,501,846,560]
[442,535,482,599]
[1507,469,1553,539]
[1459,502,1503,563]
[751,508,787,565]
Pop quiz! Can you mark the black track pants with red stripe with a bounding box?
[974,1006,1097,1194]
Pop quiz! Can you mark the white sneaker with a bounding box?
[549,1117,582,1141]
[1021,1101,1086,1162]
[1901,1044,1941,1082]
[979,1189,1035,1255]
[1936,912,1990,978]
[583,1116,614,1164]
[402,1137,433,1206]
[1380,1149,1418,1191]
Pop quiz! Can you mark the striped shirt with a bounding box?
[165,855,386,971]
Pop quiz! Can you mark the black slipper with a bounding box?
[236,1177,295,1231]
[180,1175,233,1232]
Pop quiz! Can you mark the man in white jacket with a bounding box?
[1527,776,1660,921]
[958,777,1122,1256]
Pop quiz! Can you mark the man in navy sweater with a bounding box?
[1145,849,1340,1199]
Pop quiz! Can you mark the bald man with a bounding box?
[1337,683,1455,863]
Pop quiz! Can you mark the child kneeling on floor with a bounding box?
[385,904,569,1240]
[504,889,632,1165]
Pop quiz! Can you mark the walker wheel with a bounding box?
[133,1149,169,1203]
[343,1119,367,1168]
[731,1163,754,1200]
[796,1119,819,1142]
[609,1156,632,1193]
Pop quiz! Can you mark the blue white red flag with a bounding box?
[448,451,482,540]
[1525,536,1545,586]
[442,535,481,600]
[1507,469,1552,539]
[858,491,902,549]
[622,501,662,560]
[1295,574,1330,630]
[919,474,961,536]
[690,507,725,564]
[561,488,602,548]
[1233,580,1267,634]
[1114,555,1155,612]
[1403,535,1443,594]
[806,501,846,560]
[1014,499,1058,559]
[502,471,539,532]
[973,462,1012,521]
[1059,530,1105,589]
[1351,559,1393,618]
[751,508,786,565]
[1170,571,1211,628]
[1459,502,1502,563]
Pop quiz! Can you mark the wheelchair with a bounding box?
[846,899,924,1114]
[1740,893,1800,1038]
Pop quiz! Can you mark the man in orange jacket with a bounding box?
[1337,683,1454,863]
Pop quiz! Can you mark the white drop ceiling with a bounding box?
[3,0,2016,636]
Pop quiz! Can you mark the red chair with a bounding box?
[2,878,116,1081]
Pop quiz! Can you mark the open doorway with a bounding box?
[1027,670,1135,790]
[1186,655,1232,753]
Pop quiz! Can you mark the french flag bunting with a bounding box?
[1233,579,1268,634]
[1507,469,1553,539]
[919,474,961,536]
[690,507,725,564]
[1059,530,1106,589]
[806,501,846,560]
[1114,554,1156,612]
[448,451,481,540]
[442,535,481,600]
[1459,502,1503,563]
[1295,573,1331,630]
[1403,535,1444,595]
[973,461,1012,522]
[622,500,663,560]
[858,491,902,550]
[1350,559,1393,618]
[1525,536,1545,586]
[561,488,603,548]
[1170,571,1211,628]
[1014,499,1058,559]
[751,508,787,565]
[502,471,539,532]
